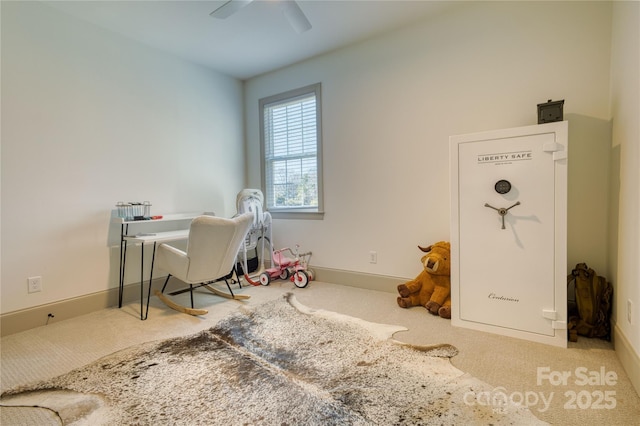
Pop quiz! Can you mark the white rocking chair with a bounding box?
[152,213,254,316]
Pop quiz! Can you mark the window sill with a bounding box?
[269,211,325,220]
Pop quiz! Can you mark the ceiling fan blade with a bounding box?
[210,0,253,19]
[279,1,312,34]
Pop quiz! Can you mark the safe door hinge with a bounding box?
[543,142,567,161]
[543,142,562,152]
[542,309,558,320]
[553,151,568,161]
[542,310,567,329]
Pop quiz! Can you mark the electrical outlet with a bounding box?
[628,299,633,324]
[28,276,42,293]
[369,251,377,264]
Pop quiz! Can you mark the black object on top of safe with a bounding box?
[537,99,564,124]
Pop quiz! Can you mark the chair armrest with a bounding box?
[156,243,190,282]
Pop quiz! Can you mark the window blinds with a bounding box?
[263,93,318,209]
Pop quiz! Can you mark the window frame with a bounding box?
[259,83,324,220]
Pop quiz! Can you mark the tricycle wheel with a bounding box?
[293,271,309,288]
[259,272,271,286]
[279,268,290,280]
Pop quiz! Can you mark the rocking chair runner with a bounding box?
[151,213,254,316]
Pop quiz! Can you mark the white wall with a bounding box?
[1,2,245,313]
[2,1,631,358]
[245,1,613,280]
[610,1,640,359]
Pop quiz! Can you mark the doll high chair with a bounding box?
[236,189,273,285]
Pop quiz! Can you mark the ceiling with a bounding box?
[44,0,456,80]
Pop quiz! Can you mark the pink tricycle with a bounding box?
[259,245,314,288]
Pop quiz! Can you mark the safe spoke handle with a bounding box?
[484,201,521,229]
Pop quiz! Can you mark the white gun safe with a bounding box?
[450,121,568,347]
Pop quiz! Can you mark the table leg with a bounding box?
[118,223,129,308]
[143,242,157,321]
[140,242,145,320]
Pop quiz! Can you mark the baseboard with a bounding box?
[613,322,640,397]
[312,266,407,294]
[1,268,406,337]
[0,277,177,337]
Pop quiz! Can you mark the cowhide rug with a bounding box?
[1,293,546,425]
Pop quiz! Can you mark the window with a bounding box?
[260,83,323,219]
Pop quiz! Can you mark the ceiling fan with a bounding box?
[210,0,312,34]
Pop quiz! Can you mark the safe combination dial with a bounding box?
[495,179,512,194]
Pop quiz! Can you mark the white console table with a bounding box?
[114,213,204,319]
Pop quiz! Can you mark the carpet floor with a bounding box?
[1,280,638,425]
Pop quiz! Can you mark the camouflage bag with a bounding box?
[567,263,613,342]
